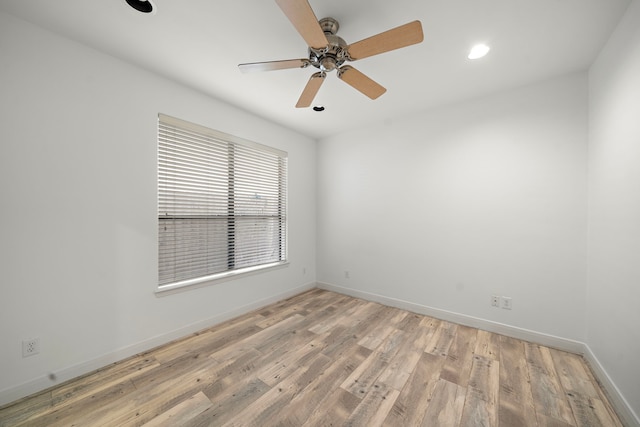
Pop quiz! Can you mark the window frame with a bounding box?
[156,114,288,294]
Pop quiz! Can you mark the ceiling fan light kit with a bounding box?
[239,0,424,108]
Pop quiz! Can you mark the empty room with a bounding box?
[0,0,639,425]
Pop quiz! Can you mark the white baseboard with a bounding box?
[583,346,640,427]
[4,281,637,427]
[0,282,316,408]
[317,282,584,353]
[317,281,640,427]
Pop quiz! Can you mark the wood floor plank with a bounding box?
[0,391,51,427]
[131,350,221,392]
[199,348,264,399]
[459,354,500,427]
[276,345,372,426]
[256,289,346,330]
[474,329,501,361]
[205,327,329,411]
[256,289,323,317]
[499,335,538,427]
[549,347,625,426]
[395,312,424,332]
[340,328,405,398]
[382,351,446,427]
[320,305,396,361]
[340,349,391,398]
[440,324,478,388]
[27,380,137,427]
[526,342,577,426]
[344,381,400,427]
[564,392,623,427]
[537,413,577,427]
[420,378,467,427]
[254,300,310,329]
[377,315,432,390]
[134,343,266,425]
[425,320,457,357]
[256,331,329,387]
[56,354,157,391]
[221,352,331,427]
[460,393,496,427]
[209,314,306,363]
[467,354,500,403]
[79,364,218,427]
[307,297,364,334]
[251,326,317,360]
[141,391,212,427]
[0,289,625,427]
[550,348,600,398]
[301,388,361,426]
[385,307,410,327]
[374,327,407,362]
[151,314,264,364]
[358,324,395,351]
[580,359,626,427]
[340,300,402,330]
[197,378,271,425]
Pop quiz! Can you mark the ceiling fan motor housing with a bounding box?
[309,18,347,72]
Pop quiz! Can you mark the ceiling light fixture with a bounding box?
[313,106,325,112]
[468,44,490,60]
[126,0,154,13]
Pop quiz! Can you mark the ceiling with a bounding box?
[0,0,631,139]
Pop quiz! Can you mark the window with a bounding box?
[158,114,287,291]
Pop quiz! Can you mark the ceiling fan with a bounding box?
[238,0,424,108]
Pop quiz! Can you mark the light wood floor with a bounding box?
[0,289,623,426]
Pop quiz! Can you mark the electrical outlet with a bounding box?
[22,338,40,357]
[491,295,500,307]
[502,297,512,310]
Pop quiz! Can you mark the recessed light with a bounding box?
[468,44,490,60]
[313,106,325,112]
[126,0,154,13]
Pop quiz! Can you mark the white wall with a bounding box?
[317,73,589,342]
[0,12,316,404]
[2,2,639,421]
[588,0,640,422]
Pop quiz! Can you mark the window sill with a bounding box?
[155,261,289,296]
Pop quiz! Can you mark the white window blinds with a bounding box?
[158,114,287,288]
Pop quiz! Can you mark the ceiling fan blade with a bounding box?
[338,65,386,100]
[275,0,329,50]
[296,72,326,108]
[347,20,424,61]
[238,59,310,73]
